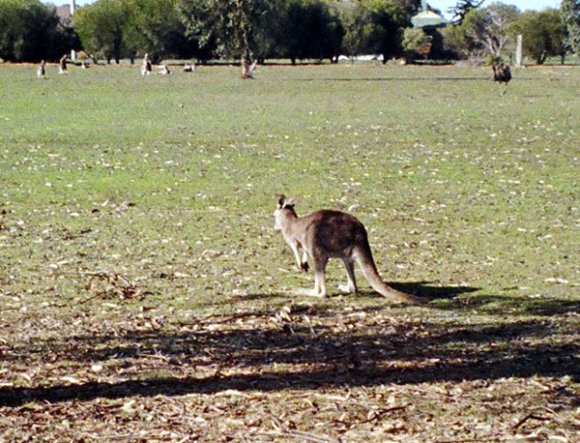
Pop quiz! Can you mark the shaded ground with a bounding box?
[1,288,578,442]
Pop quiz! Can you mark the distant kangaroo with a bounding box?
[37,60,46,79]
[274,196,424,304]
[58,54,68,74]
[141,53,152,76]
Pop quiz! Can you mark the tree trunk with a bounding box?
[538,50,547,65]
[241,57,249,78]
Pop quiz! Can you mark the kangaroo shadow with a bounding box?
[387,281,479,301]
[234,282,478,303]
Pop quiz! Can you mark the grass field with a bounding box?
[0,62,578,442]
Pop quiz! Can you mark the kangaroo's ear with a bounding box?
[277,195,287,209]
[277,195,297,209]
[284,197,297,208]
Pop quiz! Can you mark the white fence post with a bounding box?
[70,1,77,61]
[515,34,523,66]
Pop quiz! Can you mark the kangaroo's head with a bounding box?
[274,195,297,230]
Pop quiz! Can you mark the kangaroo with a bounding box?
[37,60,46,79]
[58,54,68,74]
[141,53,152,76]
[241,58,258,79]
[274,195,424,304]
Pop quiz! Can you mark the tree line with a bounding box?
[0,0,578,65]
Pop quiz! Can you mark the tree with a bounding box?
[248,0,288,62]
[338,1,374,58]
[176,0,221,62]
[281,0,344,64]
[402,27,432,59]
[391,0,421,20]
[510,9,567,64]
[179,0,296,64]
[0,0,69,62]
[462,2,519,58]
[75,0,197,63]
[365,0,410,62]
[441,22,472,58]
[448,0,485,25]
[74,0,130,64]
[561,0,580,54]
[178,0,275,71]
[124,0,188,62]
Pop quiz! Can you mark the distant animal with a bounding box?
[58,54,68,74]
[37,60,46,79]
[141,53,152,76]
[159,64,171,75]
[492,62,511,95]
[183,63,195,72]
[241,58,258,79]
[274,195,425,304]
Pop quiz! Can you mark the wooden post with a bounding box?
[515,34,522,67]
[70,1,77,61]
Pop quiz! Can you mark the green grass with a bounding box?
[0,62,578,441]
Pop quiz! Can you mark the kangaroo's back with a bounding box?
[301,210,369,258]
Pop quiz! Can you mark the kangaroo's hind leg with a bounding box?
[299,252,327,297]
[311,253,329,297]
[294,252,327,298]
[339,258,358,294]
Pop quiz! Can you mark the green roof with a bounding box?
[411,10,448,28]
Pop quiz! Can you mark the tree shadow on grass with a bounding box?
[1,294,577,407]
[0,341,577,408]
[433,293,580,317]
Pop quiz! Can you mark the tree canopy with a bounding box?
[463,2,520,58]
[0,0,74,62]
[511,9,567,64]
[448,0,485,25]
[561,0,580,54]
[1,0,577,64]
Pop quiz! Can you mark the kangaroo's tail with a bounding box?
[355,244,426,305]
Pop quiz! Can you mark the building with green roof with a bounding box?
[411,2,448,29]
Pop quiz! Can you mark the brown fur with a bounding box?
[492,62,511,84]
[274,196,425,304]
[492,62,511,96]
[241,58,257,79]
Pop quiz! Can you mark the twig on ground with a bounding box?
[354,405,407,426]
[257,430,340,443]
[512,412,552,431]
